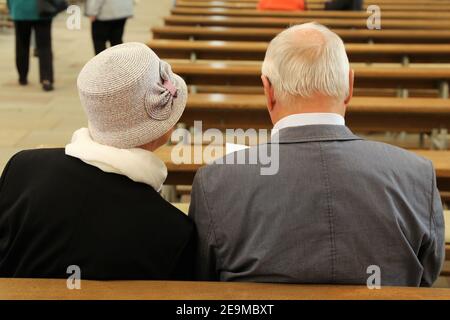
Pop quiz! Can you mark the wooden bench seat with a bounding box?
[184,0,450,3]
[181,0,450,3]
[175,1,450,11]
[447,243,450,260]
[180,0,450,4]
[0,3,10,29]
[152,26,450,44]
[442,192,450,203]
[148,39,450,63]
[178,93,450,133]
[0,20,12,29]
[2,278,450,299]
[158,145,450,219]
[176,1,267,9]
[171,7,450,20]
[157,144,450,203]
[188,85,443,98]
[166,60,450,97]
[30,144,449,203]
[165,15,450,30]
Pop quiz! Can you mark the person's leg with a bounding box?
[34,19,54,90]
[92,20,108,55]
[352,0,363,11]
[324,0,349,10]
[109,19,127,47]
[14,21,32,85]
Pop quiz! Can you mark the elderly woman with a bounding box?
[0,43,195,280]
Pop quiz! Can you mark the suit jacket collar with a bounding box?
[270,125,363,144]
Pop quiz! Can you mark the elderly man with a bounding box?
[189,23,445,287]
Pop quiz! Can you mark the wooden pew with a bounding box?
[2,278,450,299]
[181,0,450,3]
[180,0,450,4]
[0,2,11,30]
[166,60,450,98]
[152,26,450,44]
[30,144,448,202]
[178,93,450,133]
[182,0,450,3]
[159,145,450,230]
[164,15,450,30]
[0,20,12,29]
[176,1,265,9]
[155,145,450,193]
[175,0,450,11]
[171,7,450,20]
[148,39,450,63]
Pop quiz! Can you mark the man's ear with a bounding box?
[261,75,276,112]
[344,69,354,106]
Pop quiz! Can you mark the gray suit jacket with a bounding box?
[189,125,445,287]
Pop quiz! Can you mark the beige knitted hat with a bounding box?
[77,42,188,149]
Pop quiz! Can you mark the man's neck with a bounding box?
[271,113,346,137]
[274,96,346,124]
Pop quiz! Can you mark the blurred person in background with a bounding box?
[258,0,306,11]
[7,0,59,91]
[324,0,363,11]
[86,0,134,55]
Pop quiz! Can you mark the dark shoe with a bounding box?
[19,79,28,86]
[42,81,54,92]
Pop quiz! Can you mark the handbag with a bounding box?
[38,0,69,18]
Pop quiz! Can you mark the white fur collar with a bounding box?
[65,128,167,192]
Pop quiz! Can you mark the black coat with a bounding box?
[0,148,195,280]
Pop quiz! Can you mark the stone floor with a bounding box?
[0,0,172,171]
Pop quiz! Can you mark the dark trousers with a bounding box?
[324,0,363,10]
[14,20,54,83]
[91,19,127,55]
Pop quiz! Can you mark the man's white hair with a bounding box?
[261,23,350,104]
